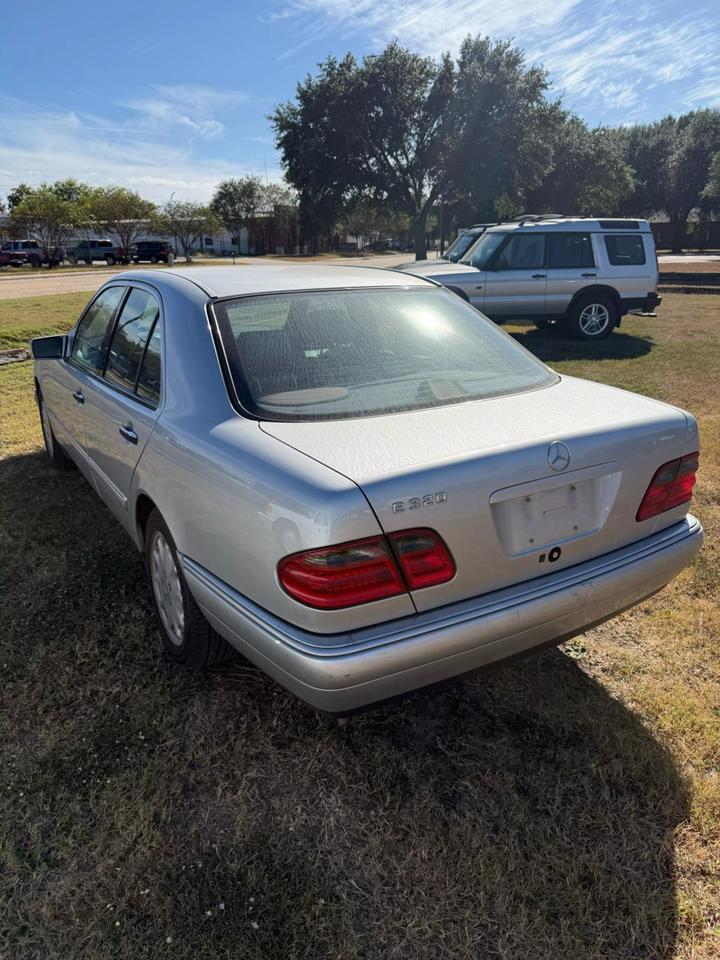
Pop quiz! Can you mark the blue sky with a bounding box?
[1,0,718,203]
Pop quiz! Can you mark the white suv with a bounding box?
[399,216,661,339]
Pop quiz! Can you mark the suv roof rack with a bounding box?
[510,213,584,225]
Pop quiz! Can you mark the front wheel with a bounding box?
[144,509,234,669]
[105,255,116,266]
[564,296,618,340]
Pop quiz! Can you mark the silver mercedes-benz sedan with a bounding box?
[31,266,703,714]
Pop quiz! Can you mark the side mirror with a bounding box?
[31,335,66,360]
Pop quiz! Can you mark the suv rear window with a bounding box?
[604,234,646,266]
[213,288,557,421]
[549,233,594,268]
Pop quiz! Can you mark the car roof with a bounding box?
[117,264,434,299]
[485,217,651,234]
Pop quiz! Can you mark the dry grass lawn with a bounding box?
[0,291,718,959]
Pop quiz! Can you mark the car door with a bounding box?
[545,232,597,315]
[83,285,163,519]
[482,232,548,318]
[41,285,126,468]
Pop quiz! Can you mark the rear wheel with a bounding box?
[144,509,234,669]
[150,255,158,263]
[105,254,116,266]
[564,295,618,340]
[39,394,74,469]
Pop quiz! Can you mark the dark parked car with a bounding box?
[0,239,62,267]
[66,239,126,266]
[130,240,175,263]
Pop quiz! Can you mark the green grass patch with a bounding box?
[1,293,719,959]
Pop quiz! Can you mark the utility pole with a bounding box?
[439,195,445,258]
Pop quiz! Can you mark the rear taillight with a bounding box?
[387,528,456,589]
[637,452,699,522]
[277,529,455,609]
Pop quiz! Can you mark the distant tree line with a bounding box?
[3,35,720,263]
[1,178,300,265]
[272,36,720,258]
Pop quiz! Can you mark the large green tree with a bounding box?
[86,186,156,259]
[703,151,720,206]
[211,177,265,259]
[152,200,219,262]
[11,185,85,265]
[523,117,634,216]
[621,110,720,251]
[272,37,555,259]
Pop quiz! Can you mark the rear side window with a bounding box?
[136,320,162,405]
[494,233,546,270]
[605,234,646,266]
[549,233,594,268]
[104,289,160,396]
[71,287,125,372]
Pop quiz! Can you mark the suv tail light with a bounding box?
[277,529,455,609]
[637,452,699,522]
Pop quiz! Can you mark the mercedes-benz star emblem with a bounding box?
[547,441,571,472]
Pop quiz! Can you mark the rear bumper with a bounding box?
[622,292,663,314]
[180,515,702,714]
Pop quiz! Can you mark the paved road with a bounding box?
[2,250,715,301]
[0,252,424,300]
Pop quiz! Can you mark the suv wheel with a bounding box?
[150,255,158,264]
[144,509,234,669]
[565,295,617,340]
[105,254,116,266]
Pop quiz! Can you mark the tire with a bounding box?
[105,255,116,266]
[144,508,234,669]
[67,255,77,265]
[150,255,158,264]
[564,295,618,340]
[38,394,74,469]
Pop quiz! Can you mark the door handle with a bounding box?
[119,423,138,444]
[581,272,597,278]
[72,389,84,404]
[531,274,547,279]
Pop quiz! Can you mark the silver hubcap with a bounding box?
[40,402,54,457]
[150,531,185,646]
[579,302,610,336]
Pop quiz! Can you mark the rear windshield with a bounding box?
[213,287,556,421]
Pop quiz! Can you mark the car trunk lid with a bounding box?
[260,376,691,611]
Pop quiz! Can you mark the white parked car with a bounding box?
[31,266,702,714]
[398,216,662,339]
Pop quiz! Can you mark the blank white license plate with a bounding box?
[490,469,621,557]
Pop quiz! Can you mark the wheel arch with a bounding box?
[135,493,157,550]
[566,284,621,315]
[445,285,470,302]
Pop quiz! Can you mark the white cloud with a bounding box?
[123,84,249,141]
[0,95,279,203]
[274,0,720,122]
